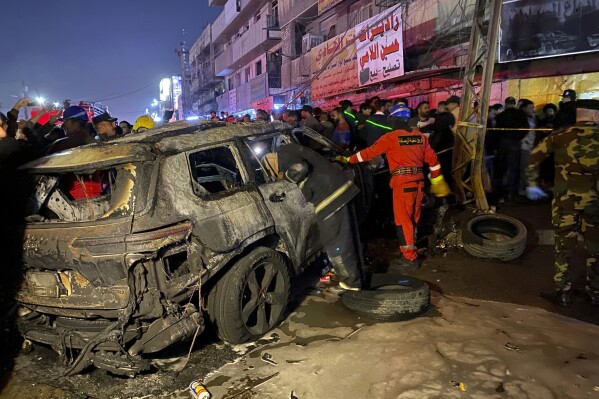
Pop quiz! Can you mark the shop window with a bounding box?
[245,67,251,83]
[188,147,243,196]
[256,60,263,76]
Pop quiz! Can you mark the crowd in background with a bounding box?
[1,89,578,207]
[208,88,575,206]
[0,98,157,172]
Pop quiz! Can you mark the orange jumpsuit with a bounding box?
[349,129,442,260]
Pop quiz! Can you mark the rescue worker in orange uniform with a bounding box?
[338,104,451,269]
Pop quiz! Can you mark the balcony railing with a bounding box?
[279,0,317,27]
[214,46,234,76]
[215,17,282,76]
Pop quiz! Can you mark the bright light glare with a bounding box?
[186,116,200,121]
[53,102,60,107]
[253,146,264,155]
[36,97,45,104]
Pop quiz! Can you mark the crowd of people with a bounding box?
[3,89,572,185]
[0,98,157,172]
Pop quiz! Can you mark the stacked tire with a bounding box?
[461,214,527,261]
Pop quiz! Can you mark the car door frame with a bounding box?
[234,134,320,272]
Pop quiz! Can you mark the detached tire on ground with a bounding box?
[341,274,430,322]
[461,214,527,261]
[207,247,290,344]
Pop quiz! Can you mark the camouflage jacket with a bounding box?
[528,121,599,209]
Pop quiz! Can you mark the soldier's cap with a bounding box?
[575,99,599,110]
[92,112,117,125]
[561,89,576,99]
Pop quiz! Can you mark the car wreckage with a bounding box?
[16,120,372,376]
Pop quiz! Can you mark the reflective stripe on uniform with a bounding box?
[430,164,441,171]
[430,175,444,183]
[315,180,354,214]
[365,119,392,130]
[356,152,364,162]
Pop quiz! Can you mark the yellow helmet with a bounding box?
[132,115,156,132]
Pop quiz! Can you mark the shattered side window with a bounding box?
[292,127,338,157]
[188,146,243,196]
[24,163,140,222]
[244,133,294,181]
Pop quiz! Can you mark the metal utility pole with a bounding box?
[176,29,193,119]
[451,0,502,211]
[22,80,31,119]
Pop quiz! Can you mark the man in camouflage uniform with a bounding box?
[527,99,599,307]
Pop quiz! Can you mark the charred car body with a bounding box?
[16,121,371,376]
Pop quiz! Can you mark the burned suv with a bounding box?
[16,121,370,376]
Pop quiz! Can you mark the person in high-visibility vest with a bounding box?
[338,104,451,269]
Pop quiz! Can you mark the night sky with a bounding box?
[1,0,220,123]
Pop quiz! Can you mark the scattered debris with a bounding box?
[224,372,280,398]
[261,352,277,366]
[495,382,505,393]
[344,325,365,339]
[189,380,211,399]
[504,342,521,351]
[21,339,32,355]
[576,354,587,360]
[450,380,466,391]
[290,390,299,399]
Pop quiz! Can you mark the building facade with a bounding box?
[189,0,599,116]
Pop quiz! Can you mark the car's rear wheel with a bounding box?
[206,247,290,344]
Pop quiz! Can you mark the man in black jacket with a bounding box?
[276,143,364,291]
[364,99,392,146]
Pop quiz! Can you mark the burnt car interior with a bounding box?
[189,146,242,195]
[24,163,137,222]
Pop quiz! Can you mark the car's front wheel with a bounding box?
[207,247,290,344]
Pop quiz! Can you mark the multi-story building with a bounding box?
[209,0,285,116]
[192,0,599,115]
[189,24,224,116]
[279,0,599,111]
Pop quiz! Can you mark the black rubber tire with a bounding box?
[461,214,527,261]
[206,247,290,344]
[341,274,430,322]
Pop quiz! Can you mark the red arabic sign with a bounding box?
[356,5,404,86]
[311,28,358,100]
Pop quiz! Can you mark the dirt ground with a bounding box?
[1,201,598,398]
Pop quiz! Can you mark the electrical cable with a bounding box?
[91,82,155,103]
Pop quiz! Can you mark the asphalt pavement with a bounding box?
[366,200,598,325]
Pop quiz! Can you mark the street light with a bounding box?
[36,97,45,105]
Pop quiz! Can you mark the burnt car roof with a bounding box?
[20,143,156,173]
[21,120,292,172]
